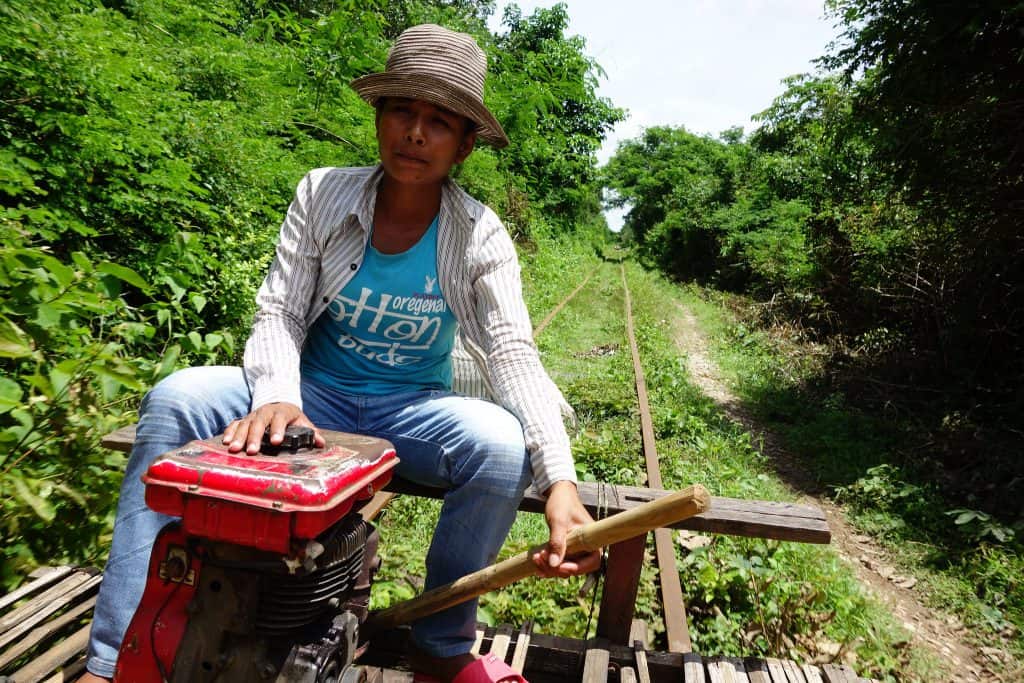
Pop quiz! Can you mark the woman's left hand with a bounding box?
[532,481,603,578]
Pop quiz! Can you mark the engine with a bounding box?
[113,428,397,683]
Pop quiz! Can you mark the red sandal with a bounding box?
[412,653,528,683]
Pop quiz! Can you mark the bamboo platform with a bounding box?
[0,567,874,683]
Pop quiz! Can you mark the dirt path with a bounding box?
[671,303,1000,682]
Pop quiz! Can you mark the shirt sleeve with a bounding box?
[243,172,321,409]
[468,209,578,495]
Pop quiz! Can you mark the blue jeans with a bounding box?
[86,366,531,677]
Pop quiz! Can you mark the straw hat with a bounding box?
[351,24,509,149]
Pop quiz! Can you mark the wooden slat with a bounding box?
[781,658,807,683]
[10,622,90,683]
[489,624,512,661]
[744,658,772,683]
[359,491,397,522]
[727,657,750,683]
[0,567,74,612]
[510,622,532,674]
[632,641,652,683]
[41,654,86,683]
[801,664,825,683]
[706,656,731,683]
[100,424,136,452]
[620,667,638,683]
[820,664,854,683]
[581,645,610,683]
[629,619,648,649]
[1,572,91,636]
[766,658,789,683]
[470,627,485,656]
[103,426,830,544]
[0,573,100,649]
[0,596,96,670]
[683,652,706,683]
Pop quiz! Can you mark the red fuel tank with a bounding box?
[142,430,397,553]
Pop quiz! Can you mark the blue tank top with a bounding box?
[301,216,457,394]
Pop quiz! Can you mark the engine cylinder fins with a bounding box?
[254,519,368,636]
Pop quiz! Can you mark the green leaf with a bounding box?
[154,344,182,381]
[204,332,223,349]
[951,509,978,525]
[190,293,207,313]
[187,331,202,349]
[0,315,33,358]
[71,251,93,273]
[97,262,151,293]
[0,377,23,415]
[12,476,56,523]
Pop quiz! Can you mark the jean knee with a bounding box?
[455,412,531,496]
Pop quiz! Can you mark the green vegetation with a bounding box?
[680,284,1023,671]
[0,0,620,584]
[3,0,1020,679]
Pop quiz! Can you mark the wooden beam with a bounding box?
[101,427,830,544]
[595,534,646,643]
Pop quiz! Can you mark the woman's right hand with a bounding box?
[222,402,325,454]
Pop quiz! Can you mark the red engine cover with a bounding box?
[142,431,397,553]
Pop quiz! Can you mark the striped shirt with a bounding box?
[243,165,576,494]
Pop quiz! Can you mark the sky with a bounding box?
[486,1,844,230]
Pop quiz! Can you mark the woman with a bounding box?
[82,24,598,683]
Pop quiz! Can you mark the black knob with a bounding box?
[261,425,315,454]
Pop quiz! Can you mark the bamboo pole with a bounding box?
[367,484,711,631]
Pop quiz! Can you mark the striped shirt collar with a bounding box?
[349,164,477,236]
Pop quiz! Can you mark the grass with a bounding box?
[373,236,949,680]
[677,283,1024,678]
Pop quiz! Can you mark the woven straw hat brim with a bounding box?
[352,72,509,149]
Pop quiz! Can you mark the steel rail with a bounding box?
[619,264,691,653]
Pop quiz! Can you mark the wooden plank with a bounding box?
[104,425,831,544]
[819,664,855,683]
[0,573,100,648]
[581,645,610,683]
[727,657,750,683]
[766,658,789,683]
[39,656,86,683]
[801,664,825,683]
[0,595,96,669]
[620,666,638,683]
[628,619,648,649]
[100,424,136,452]
[683,652,706,683]
[10,622,90,682]
[595,534,646,643]
[632,641,652,683]
[490,624,512,661]
[743,658,772,683]
[359,491,397,522]
[470,627,485,656]
[42,654,86,683]
[1,571,91,636]
[387,479,831,544]
[510,622,532,674]
[0,567,74,612]
[706,656,730,683]
[780,659,807,683]
[381,669,413,683]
